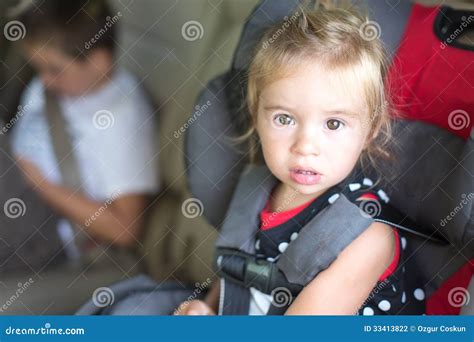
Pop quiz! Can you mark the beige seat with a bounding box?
[110,0,259,284]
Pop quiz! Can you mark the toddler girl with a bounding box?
[176,5,425,316]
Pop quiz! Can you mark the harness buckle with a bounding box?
[215,248,302,295]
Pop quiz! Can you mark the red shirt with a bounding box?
[260,192,400,282]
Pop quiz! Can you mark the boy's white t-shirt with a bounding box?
[11,69,159,257]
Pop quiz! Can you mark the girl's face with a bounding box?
[256,61,372,200]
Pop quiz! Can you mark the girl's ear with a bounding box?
[363,118,382,150]
[252,112,260,136]
[364,99,388,149]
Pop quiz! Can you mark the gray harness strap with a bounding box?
[215,166,275,253]
[277,195,373,285]
[215,165,374,315]
[215,166,275,315]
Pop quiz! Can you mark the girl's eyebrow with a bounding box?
[324,110,360,119]
[263,105,296,112]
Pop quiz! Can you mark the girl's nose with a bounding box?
[291,129,321,156]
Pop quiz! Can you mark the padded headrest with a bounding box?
[231,0,412,71]
[186,0,413,228]
[231,0,301,71]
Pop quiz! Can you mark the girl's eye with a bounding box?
[326,119,344,130]
[273,114,295,126]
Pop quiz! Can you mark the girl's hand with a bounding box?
[174,300,216,316]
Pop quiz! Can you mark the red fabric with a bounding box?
[387,4,473,140]
[356,192,378,201]
[260,198,313,230]
[259,192,400,282]
[378,229,400,282]
[426,259,474,315]
[389,4,473,314]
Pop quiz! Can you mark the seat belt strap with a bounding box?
[44,90,91,260]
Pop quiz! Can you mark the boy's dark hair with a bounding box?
[17,0,119,59]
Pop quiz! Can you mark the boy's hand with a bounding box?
[16,158,47,189]
[174,300,216,316]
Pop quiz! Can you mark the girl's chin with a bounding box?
[289,182,327,197]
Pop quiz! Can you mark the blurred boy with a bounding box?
[12,0,159,257]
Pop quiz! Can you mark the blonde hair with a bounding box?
[244,4,393,170]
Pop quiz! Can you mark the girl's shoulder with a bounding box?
[341,175,406,226]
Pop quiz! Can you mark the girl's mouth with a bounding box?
[289,168,322,185]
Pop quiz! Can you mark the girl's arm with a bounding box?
[285,221,395,315]
[204,280,221,312]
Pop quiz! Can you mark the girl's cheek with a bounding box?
[328,127,364,145]
[324,132,365,161]
[264,127,295,146]
[260,132,287,157]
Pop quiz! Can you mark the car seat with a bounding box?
[77,0,473,315]
[185,0,473,308]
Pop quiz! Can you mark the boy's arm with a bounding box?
[18,158,147,248]
[285,222,395,315]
